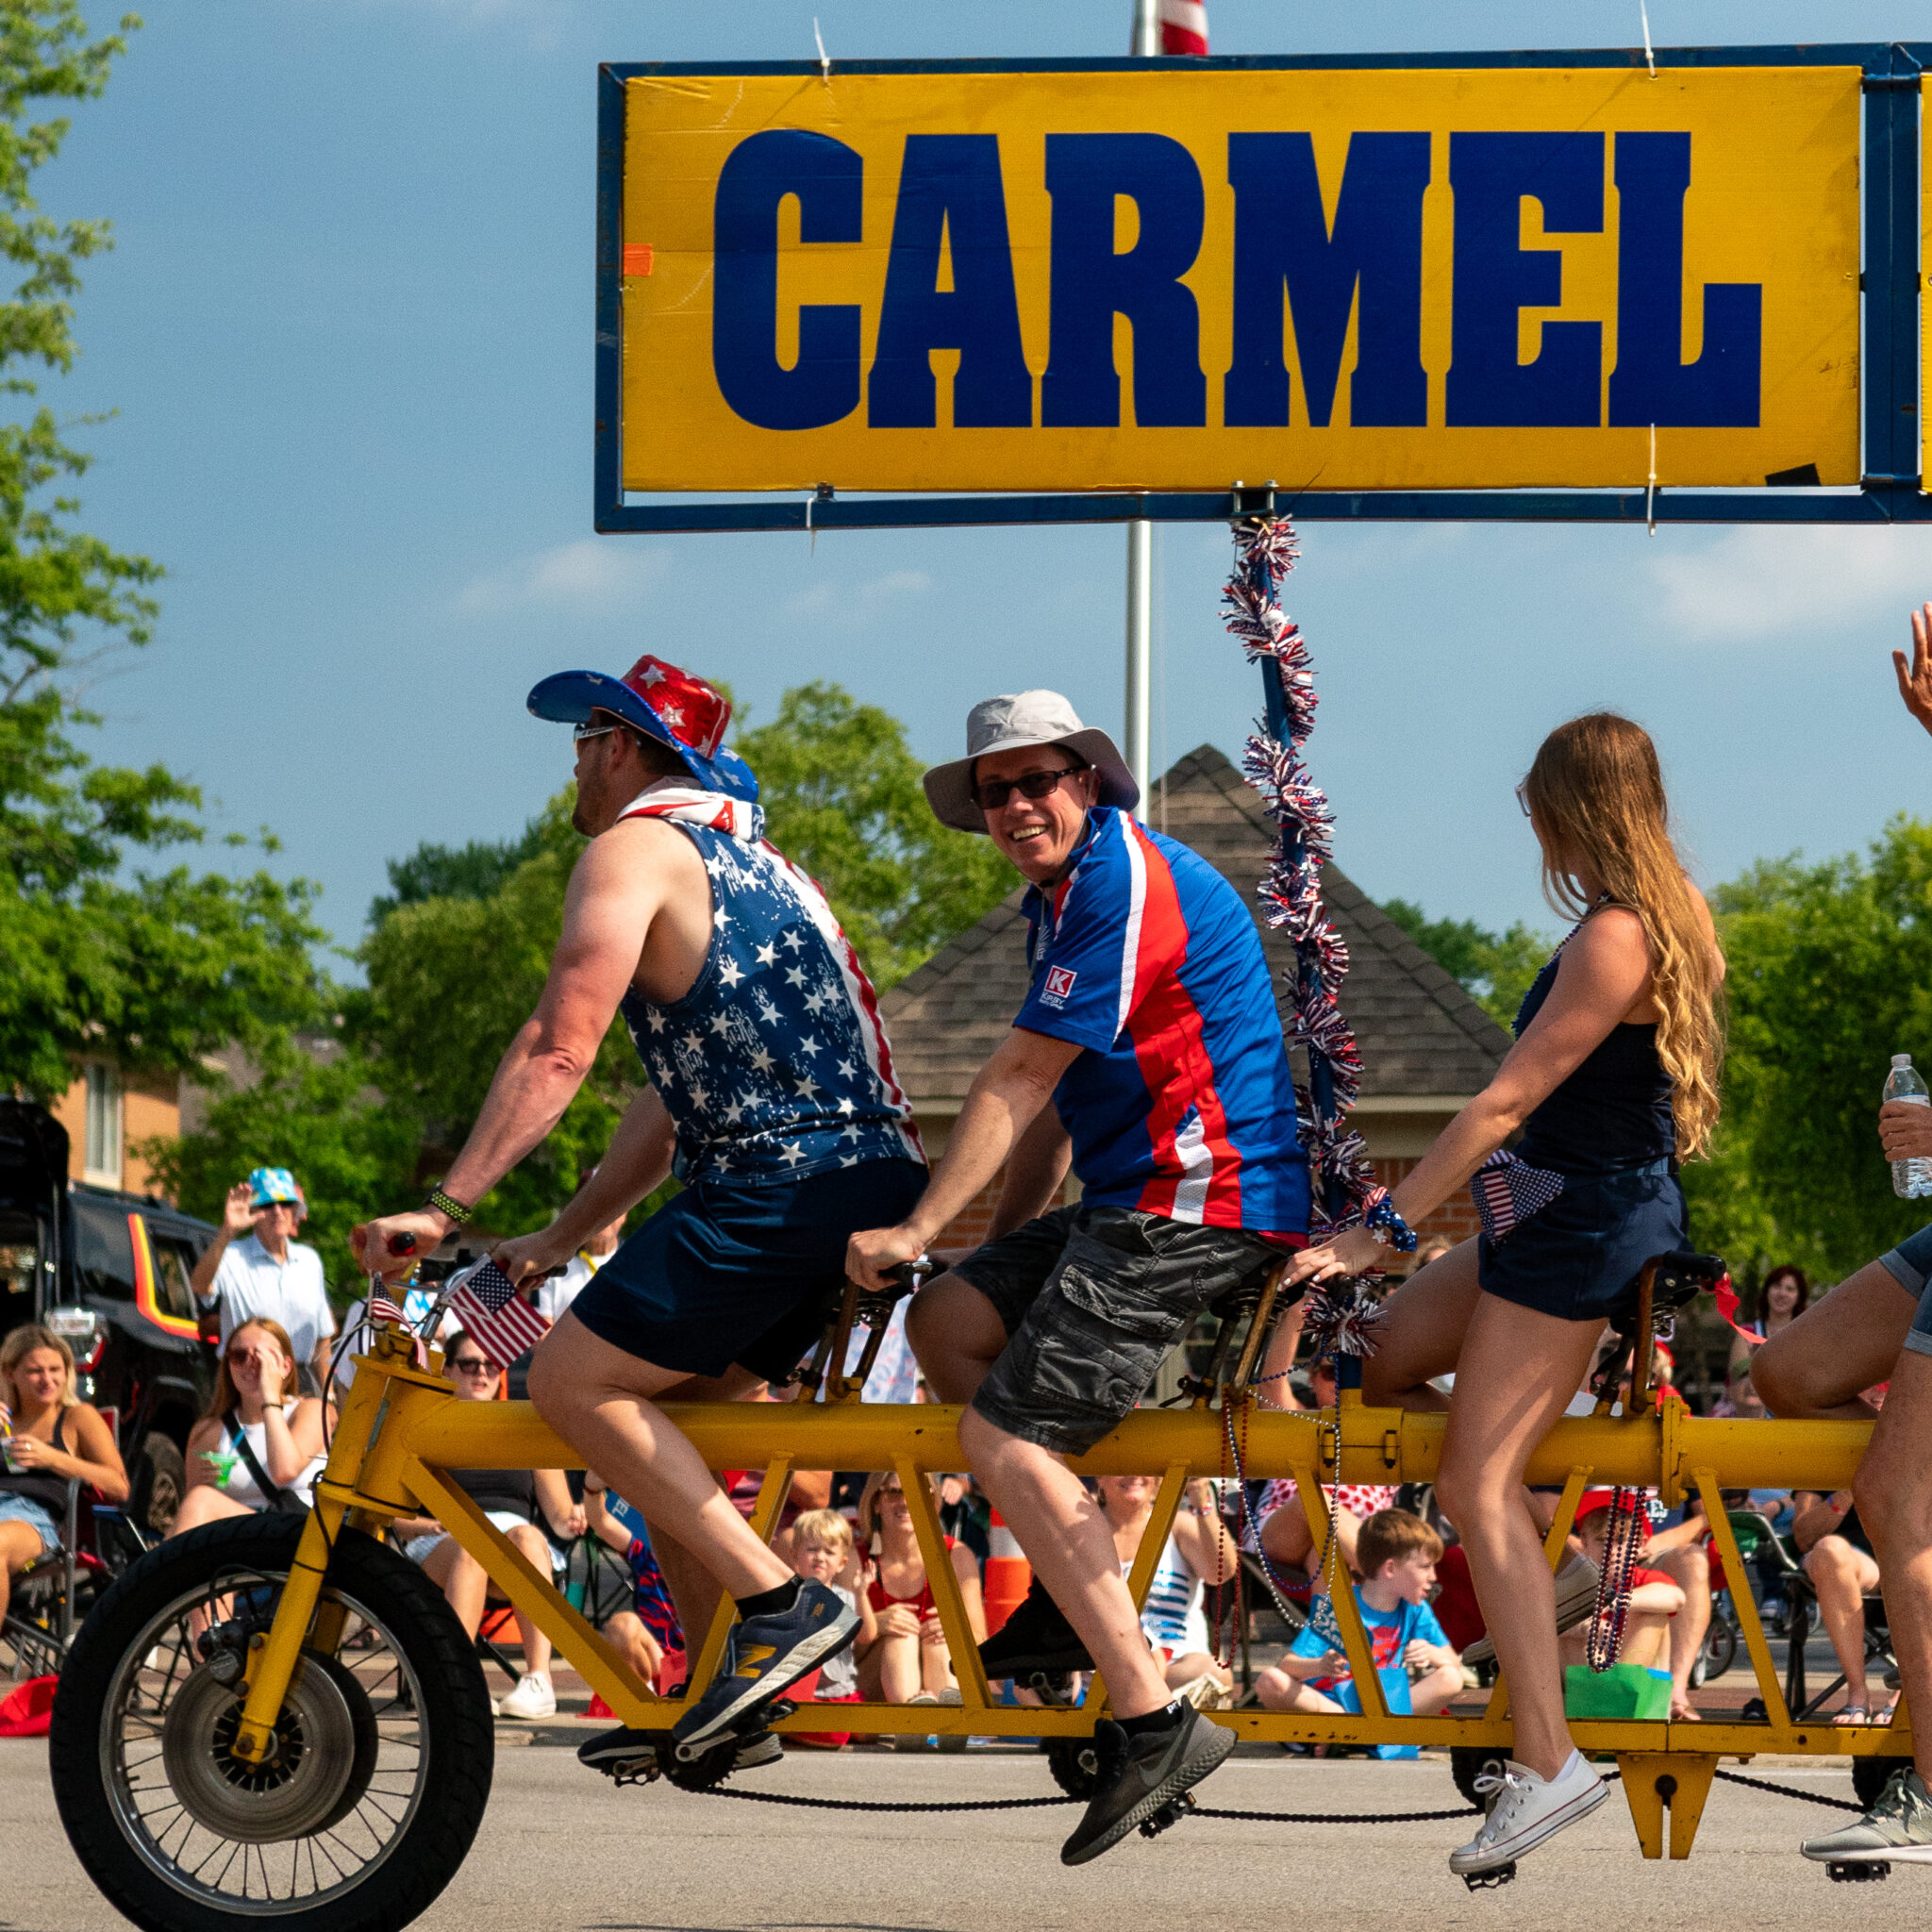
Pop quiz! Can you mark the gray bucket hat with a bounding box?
[923,690,1140,834]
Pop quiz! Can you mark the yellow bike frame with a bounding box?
[228,1323,1896,1861]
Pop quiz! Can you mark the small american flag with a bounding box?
[367,1291,405,1325]
[1158,0,1208,56]
[1472,1150,1566,1244]
[446,1259,551,1369]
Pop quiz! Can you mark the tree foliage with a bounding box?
[1682,820,1932,1285]
[737,681,1016,991]
[1,5,326,1105]
[1378,897,1553,1027]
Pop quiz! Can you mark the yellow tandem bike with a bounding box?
[43,1259,1905,1932]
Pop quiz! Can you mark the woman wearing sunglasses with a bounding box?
[1285,712,1724,1879]
[390,1331,585,1720]
[171,1318,327,1535]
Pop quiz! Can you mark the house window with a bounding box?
[84,1063,123,1187]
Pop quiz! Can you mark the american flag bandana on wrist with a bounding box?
[446,1258,551,1369]
[1471,1150,1567,1244]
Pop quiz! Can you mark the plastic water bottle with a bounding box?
[1885,1055,1932,1198]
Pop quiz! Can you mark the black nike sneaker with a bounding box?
[1060,1707,1235,1866]
[977,1576,1093,1681]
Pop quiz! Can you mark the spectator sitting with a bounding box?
[1096,1474,1236,1709]
[584,1470,680,1690]
[1559,1491,1685,1675]
[787,1507,877,1747]
[1255,1509,1462,1730]
[0,1324,128,1631]
[1728,1264,1808,1380]
[171,1318,327,1534]
[389,1330,584,1721]
[191,1169,336,1394]
[1792,1485,1890,1724]
[857,1471,986,1732]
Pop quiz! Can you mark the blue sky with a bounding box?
[40,0,1932,965]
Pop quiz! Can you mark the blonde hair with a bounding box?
[1523,713,1724,1158]
[0,1324,76,1410]
[791,1507,854,1557]
[857,1470,938,1552]
[204,1317,299,1421]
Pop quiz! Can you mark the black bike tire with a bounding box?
[49,1514,493,1932]
[1705,1619,1738,1680]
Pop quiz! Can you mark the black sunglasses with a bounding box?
[449,1357,493,1374]
[973,764,1086,813]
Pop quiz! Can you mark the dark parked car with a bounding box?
[0,1098,217,1533]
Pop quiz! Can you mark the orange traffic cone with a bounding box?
[982,1507,1031,1635]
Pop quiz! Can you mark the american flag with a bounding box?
[367,1291,405,1325]
[1158,0,1208,56]
[446,1259,551,1369]
[1472,1150,1566,1244]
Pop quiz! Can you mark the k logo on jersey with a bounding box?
[1041,965,1078,1008]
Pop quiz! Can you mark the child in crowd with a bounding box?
[585,1470,684,1692]
[1559,1490,1684,1675]
[1257,1509,1463,1724]
[787,1507,877,1748]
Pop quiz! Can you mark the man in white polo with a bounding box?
[191,1167,336,1393]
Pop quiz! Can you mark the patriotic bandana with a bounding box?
[617,779,765,843]
[1471,1148,1567,1244]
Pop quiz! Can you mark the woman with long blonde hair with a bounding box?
[1286,711,1724,1879]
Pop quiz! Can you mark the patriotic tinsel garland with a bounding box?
[1224,518,1414,1255]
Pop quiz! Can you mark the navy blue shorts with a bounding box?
[1477,1157,1686,1325]
[568,1158,927,1382]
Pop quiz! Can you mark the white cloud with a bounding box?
[1646,525,1932,643]
[455,539,670,617]
[782,569,931,627]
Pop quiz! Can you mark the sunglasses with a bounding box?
[449,1357,494,1374]
[1515,780,1533,818]
[972,764,1085,813]
[574,719,636,746]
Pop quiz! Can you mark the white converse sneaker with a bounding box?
[1449,1750,1607,1875]
[495,1673,557,1721]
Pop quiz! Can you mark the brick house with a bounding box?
[878,745,1513,1249]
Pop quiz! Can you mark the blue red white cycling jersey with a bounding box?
[1016,808,1309,1238]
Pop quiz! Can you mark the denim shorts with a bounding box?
[954,1203,1283,1457]
[0,1492,61,1555]
[1878,1222,1932,1357]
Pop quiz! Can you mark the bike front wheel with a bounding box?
[50,1513,492,1932]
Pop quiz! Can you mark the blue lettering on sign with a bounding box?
[712,129,863,431]
[1609,132,1760,427]
[869,135,1032,428]
[1041,133,1207,428]
[1447,132,1605,428]
[1225,131,1429,429]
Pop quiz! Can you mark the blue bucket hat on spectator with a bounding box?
[526,653,758,802]
[248,1167,302,1212]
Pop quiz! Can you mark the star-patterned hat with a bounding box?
[526,654,758,800]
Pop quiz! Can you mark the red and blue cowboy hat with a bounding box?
[526,654,758,801]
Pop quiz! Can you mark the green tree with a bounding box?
[1379,897,1552,1027]
[2,5,326,1104]
[1685,821,1932,1282]
[737,681,1015,990]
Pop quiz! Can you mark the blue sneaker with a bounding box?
[670,1580,858,1760]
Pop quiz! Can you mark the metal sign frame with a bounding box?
[594,41,1927,534]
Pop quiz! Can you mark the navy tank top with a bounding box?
[1512,914,1674,1178]
[614,803,923,1188]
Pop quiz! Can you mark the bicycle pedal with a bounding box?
[608,1756,661,1789]
[1827,1861,1890,1883]
[1138,1793,1195,1840]
[1024,1671,1078,1707]
[1462,1863,1517,1891]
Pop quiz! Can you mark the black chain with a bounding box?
[696,1788,1080,1814]
[1712,1767,1866,1814]
[1193,1803,1478,1824]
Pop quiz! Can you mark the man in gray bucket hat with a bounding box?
[850,690,1310,1865]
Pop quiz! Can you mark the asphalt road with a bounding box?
[7,1732,1922,1932]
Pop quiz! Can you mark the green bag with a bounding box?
[1563,1661,1672,1721]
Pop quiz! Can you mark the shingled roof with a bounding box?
[879,744,1512,1104]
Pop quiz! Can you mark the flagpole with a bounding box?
[1124,0,1158,818]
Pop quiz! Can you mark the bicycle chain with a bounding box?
[1712,1768,1866,1814]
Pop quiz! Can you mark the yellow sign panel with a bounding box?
[620,66,1859,495]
